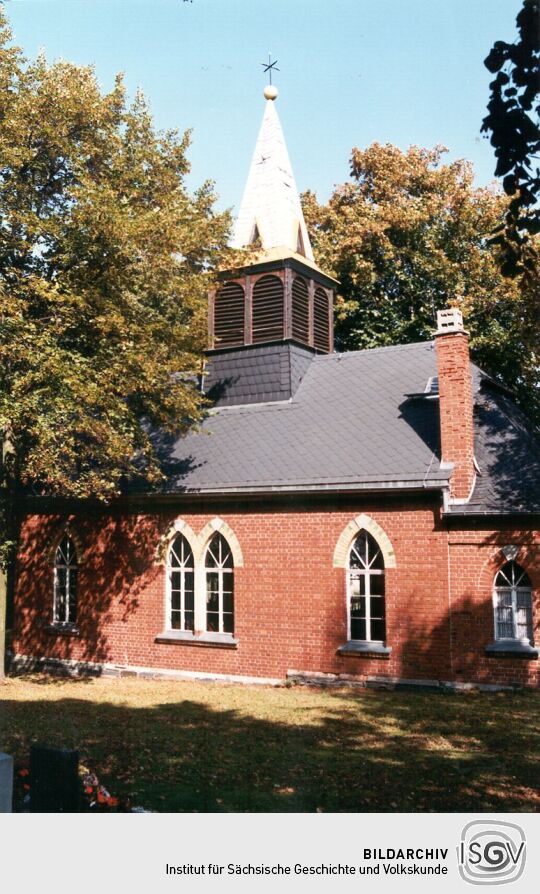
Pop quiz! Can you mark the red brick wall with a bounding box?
[11,500,540,686]
[436,331,475,500]
[448,524,539,686]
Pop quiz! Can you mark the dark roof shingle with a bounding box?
[151,340,540,514]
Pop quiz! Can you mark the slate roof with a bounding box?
[154,341,449,495]
[204,342,314,406]
[151,339,540,515]
[452,373,540,516]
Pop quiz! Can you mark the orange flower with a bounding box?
[18,769,30,778]
[107,797,119,808]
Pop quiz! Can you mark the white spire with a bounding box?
[231,90,314,262]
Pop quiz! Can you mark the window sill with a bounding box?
[155,631,238,649]
[337,641,392,658]
[44,623,81,638]
[485,640,538,660]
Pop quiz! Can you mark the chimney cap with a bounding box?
[436,308,465,335]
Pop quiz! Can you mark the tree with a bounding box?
[0,10,231,674]
[481,0,540,276]
[302,142,539,423]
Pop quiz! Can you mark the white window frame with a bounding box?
[166,534,195,633]
[347,531,386,644]
[161,525,236,639]
[204,533,234,635]
[492,562,534,646]
[53,535,78,626]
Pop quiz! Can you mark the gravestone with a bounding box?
[0,752,14,813]
[30,744,80,813]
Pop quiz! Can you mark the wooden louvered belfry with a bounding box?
[252,275,284,344]
[209,258,335,354]
[214,281,245,348]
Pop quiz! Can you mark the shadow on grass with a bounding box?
[1,686,538,813]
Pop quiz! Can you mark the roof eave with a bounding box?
[161,477,449,497]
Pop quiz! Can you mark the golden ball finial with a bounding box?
[264,84,278,101]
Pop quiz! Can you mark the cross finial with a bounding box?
[261,54,279,85]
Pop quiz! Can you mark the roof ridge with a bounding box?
[313,340,435,362]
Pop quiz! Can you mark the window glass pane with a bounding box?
[223,589,234,615]
[170,590,181,612]
[516,590,533,641]
[515,608,530,640]
[350,532,368,569]
[222,546,233,568]
[349,531,385,570]
[349,549,362,570]
[169,540,180,567]
[223,613,234,634]
[67,569,77,623]
[184,611,194,631]
[370,618,386,642]
[55,568,67,621]
[56,536,69,566]
[496,561,531,589]
[516,589,532,610]
[171,611,181,630]
[350,617,366,640]
[370,596,385,620]
[171,571,181,592]
[366,533,384,569]
[206,612,220,632]
[496,589,512,607]
[170,534,193,568]
[369,573,385,596]
[205,543,218,567]
[495,565,512,587]
[495,598,514,639]
[351,594,366,618]
[350,574,365,596]
[184,577,194,613]
[182,540,193,567]
[205,534,223,568]
[368,549,384,570]
[206,572,219,614]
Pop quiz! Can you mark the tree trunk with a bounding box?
[0,565,6,679]
[0,483,17,680]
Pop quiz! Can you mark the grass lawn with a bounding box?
[1,675,539,812]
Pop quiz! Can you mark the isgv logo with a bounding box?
[458,821,526,886]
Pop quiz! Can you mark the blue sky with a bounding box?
[4,0,522,214]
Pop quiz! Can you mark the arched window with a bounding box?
[493,561,533,644]
[205,533,234,634]
[167,534,195,632]
[53,535,78,625]
[348,530,385,642]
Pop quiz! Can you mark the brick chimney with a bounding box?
[435,309,475,501]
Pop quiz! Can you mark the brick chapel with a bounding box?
[11,85,540,689]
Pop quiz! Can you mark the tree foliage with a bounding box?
[302,142,539,424]
[0,10,231,505]
[481,0,540,276]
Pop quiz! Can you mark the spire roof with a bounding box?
[231,91,314,262]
